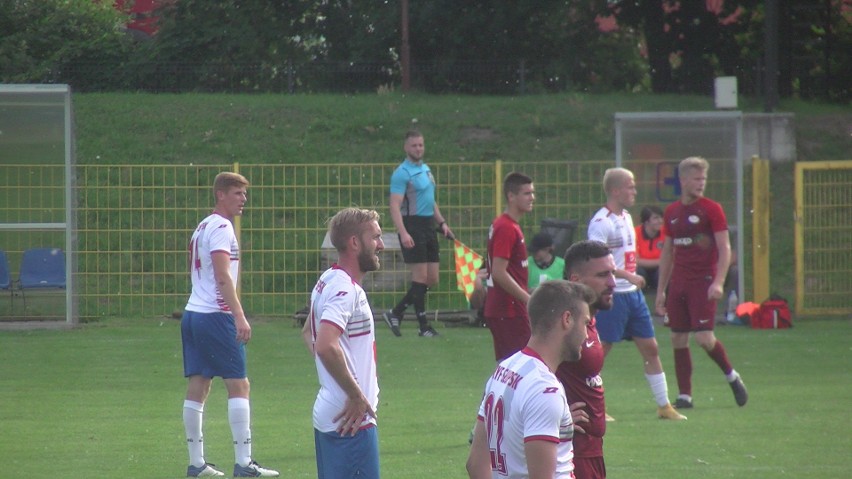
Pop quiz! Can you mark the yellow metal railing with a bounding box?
[794,160,852,315]
[63,161,614,320]
[7,160,823,320]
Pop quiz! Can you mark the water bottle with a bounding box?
[726,290,738,324]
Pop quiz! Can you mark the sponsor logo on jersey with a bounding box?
[673,237,694,246]
[585,374,603,389]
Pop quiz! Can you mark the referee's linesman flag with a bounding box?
[454,239,483,302]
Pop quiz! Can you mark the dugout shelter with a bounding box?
[614,111,746,301]
[0,84,76,325]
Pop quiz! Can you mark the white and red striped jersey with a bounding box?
[308,266,379,433]
[588,206,637,293]
[477,347,575,479]
[186,213,239,313]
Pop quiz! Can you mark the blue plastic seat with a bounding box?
[20,248,66,289]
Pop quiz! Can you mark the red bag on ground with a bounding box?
[752,295,793,329]
[734,302,760,325]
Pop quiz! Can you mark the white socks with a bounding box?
[726,369,740,382]
[183,400,205,468]
[229,397,252,467]
[645,372,671,407]
[184,397,253,467]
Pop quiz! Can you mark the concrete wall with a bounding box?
[743,113,796,162]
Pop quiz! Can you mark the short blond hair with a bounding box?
[213,172,249,194]
[328,208,381,252]
[602,167,633,194]
[678,156,709,177]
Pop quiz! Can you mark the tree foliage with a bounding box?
[0,0,847,99]
[0,0,133,88]
[129,0,326,91]
[600,0,763,94]
[402,0,646,92]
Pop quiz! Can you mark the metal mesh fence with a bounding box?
[794,161,852,315]
[2,162,608,320]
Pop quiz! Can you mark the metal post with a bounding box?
[494,160,503,217]
[65,85,76,324]
[401,0,411,92]
[764,0,779,112]
[751,156,770,302]
[735,114,745,302]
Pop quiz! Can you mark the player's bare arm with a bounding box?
[492,256,531,304]
[212,251,251,343]
[314,322,376,436]
[389,194,413,248]
[524,440,558,479]
[615,268,646,289]
[300,315,314,353]
[465,420,492,479]
[468,269,488,310]
[709,229,732,301]
[433,204,453,239]
[655,237,675,316]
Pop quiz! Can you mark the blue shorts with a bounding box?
[594,289,655,343]
[315,426,380,479]
[181,311,247,379]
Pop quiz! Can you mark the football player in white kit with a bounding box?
[587,167,684,421]
[181,172,279,477]
[467,280,596,479]
[302,208,384,479]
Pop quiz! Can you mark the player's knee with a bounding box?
[695,337,715,351]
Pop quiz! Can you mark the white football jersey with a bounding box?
[477,348,575,479]
[186,213,239,313]
[309,266,379,433]
[588,206,637,293]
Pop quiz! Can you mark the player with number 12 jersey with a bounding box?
[476,347,575,478]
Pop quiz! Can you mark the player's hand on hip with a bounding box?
[569,401,589,434]
[334,394,376,437]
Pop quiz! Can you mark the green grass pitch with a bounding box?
[0,314,848,478]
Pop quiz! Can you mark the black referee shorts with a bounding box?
[400,216,440,264]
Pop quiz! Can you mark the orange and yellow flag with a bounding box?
[454,239,483,302]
